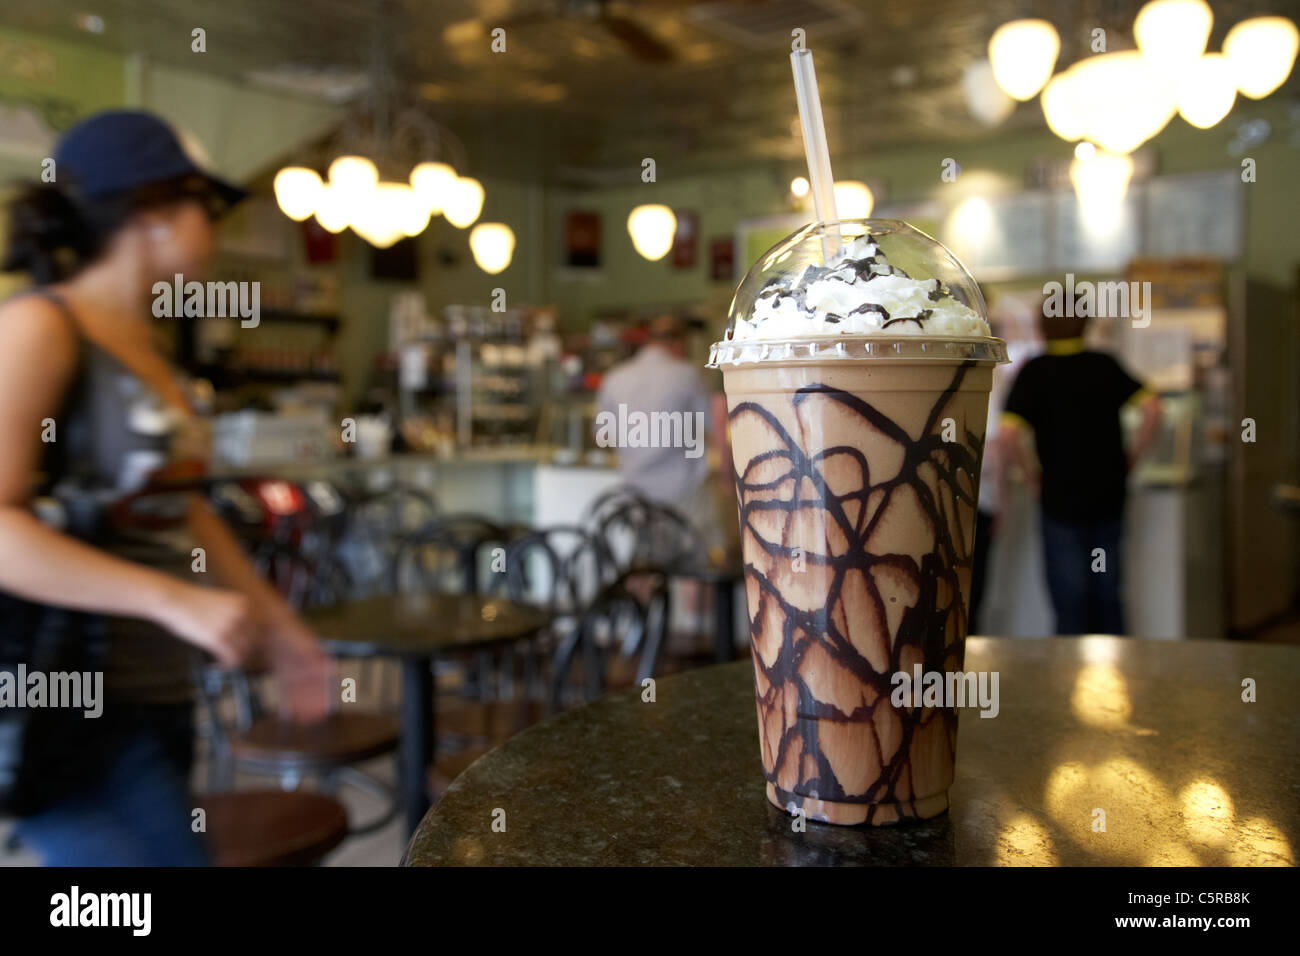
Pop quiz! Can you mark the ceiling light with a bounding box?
[989,19,1060,100]
[327,155,378,194]
[1223,16,1299,99]
[1070,149,1134,208]
[832,181,874,219]
[963,58,1016,127]
[313,184,351,233]
[1177,54,1237,129]
[627,204,677,261]
[1068,51,1178,154]
[410,161,457,215]
[443,176,485,228]
[1041,70,1087,141]
[1135,0,1212,70]
[470,223,516,274]
[272,167,323,221]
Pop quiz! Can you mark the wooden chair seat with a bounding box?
[231,712,400,766]
[201,791,348,866]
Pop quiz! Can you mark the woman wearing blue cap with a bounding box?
[0,110,332,865]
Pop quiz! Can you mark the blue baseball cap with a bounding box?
[53,109,247,209]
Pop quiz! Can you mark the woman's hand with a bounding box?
[260,611,335,725]
[152,581,260,667]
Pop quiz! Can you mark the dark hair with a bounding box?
[1038,290,1090,341]
[2,175,222,284]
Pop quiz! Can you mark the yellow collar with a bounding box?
[1045,337,1085,356]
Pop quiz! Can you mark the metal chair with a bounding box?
[587,486,705,575]
[335,485,439,599]
[194,661,400,835]
[550,565,671,712]
[198,481,401,834]
[481,526,615,720]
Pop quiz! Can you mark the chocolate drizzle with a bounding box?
[729,362,984,824]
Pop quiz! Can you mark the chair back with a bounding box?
[336,485,439,598]
[549,566,670,711]
[488,525,614,615]
[392,513,517,595]
[588,488,704,574]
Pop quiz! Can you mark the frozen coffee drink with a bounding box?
[708,219,1007,825]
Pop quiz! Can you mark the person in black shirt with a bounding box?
[1000,300,1162,635]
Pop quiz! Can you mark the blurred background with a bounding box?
[0,0,1297,864]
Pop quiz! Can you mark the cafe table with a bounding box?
[304,592,550,834]
[403,636,1299,865]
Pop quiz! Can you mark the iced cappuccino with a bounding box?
[708,220,1007,825]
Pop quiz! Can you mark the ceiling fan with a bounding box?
[494,0,679,63]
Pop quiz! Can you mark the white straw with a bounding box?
[790,49,841,264]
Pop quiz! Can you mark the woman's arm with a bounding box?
[186,498,332,722]
[0,297,257,667]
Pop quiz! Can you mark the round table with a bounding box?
[305,593,550,834]
[404,636,1300,865]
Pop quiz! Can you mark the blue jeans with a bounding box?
[14,715,209,866]
[1041,514,1125,636]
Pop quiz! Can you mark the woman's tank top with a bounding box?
[31,290,206,706]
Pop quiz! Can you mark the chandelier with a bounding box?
[988,3,1297,158]
[271,11,515,272]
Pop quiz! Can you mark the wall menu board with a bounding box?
[944,192,1052,280]
[934,169,1243,280]
[1052,190,1144,273]
[1143,171,1243,260]
[734,170,1243,283]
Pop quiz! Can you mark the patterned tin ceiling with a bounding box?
[2,0,1296,180]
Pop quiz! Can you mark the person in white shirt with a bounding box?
[596,315,712,513]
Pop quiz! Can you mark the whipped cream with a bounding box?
[731,235,990,340]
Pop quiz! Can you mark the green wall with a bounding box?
[535,96,1297,334]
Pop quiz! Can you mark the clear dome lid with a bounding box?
[709,219,1003,368]
[730,218,989,335]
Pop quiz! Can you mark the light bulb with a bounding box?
[349,185,407,248]
[1042,69,1087,141]
[1223,16,1299,99]
[313,184,351,233]
[273,167,323,221]
[1177,54,1237,129]
[1070,149,1134,207]
[1068,51,1178,154]
[989,19,1060,100]
[832,181,874,219]
[328,155,378,194]
[1135,0,1212,71]
[963,58,1016,127]
[627,204,677,261]
[443,176,485,228]
[410,162,457,215]
[469,222,516,274]
[790,176,810,198]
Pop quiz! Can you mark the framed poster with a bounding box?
[565,210,601,268]
[709,237,734,282]
[672,210,698,269]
